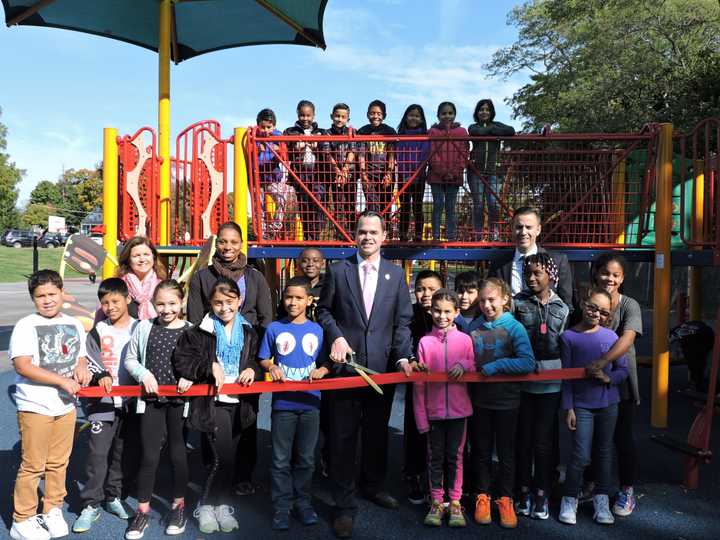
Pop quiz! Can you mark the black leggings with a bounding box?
[136,401,188,503]
[470,407,519,498]
[204,403,248,506]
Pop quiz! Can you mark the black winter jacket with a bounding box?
[173,316,260,434]
[468,121,515,175]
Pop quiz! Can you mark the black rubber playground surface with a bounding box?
[0,365,717,540]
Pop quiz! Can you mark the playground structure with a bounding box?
[99,117,719,484]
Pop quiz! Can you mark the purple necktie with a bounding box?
[362,263,375,317]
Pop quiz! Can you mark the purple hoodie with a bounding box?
[414,325,475,433]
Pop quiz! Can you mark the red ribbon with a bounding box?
[78,368,586,398]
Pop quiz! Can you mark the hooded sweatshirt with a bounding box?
[427,122,469,185]
[470,311,536,409]
[413,325,475,433]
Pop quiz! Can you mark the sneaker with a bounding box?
[272,511,290,531]
[10,516,51,540]
[165,505,186,535]
[593,494,615,525]
[234,481,256,496]
[407,476,425,505]
[473,493,491,525]
[559,496,578,525]
[613,488,636,516]
[293,506,318,526]
[531,494,549,520]
[214,505,239,532]
[41,508,68,538]
[579,481,595,504]
[447,501,466,528]
[515,492,531,516]
[73,506,101,533]
[193,505,219,535]
[423,500,444,527]
[124,511,149,540]
[105,498,131,520]
[496,497,517,529]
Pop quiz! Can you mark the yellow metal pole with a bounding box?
[102,128,119,279]
[652,123,673,428]
[233,127,249,255]
[688,160,704,321]
[158,0,171,245]
[404,259,412,285]
[613,152,626,245]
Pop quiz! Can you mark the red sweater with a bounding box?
[427,123,469,185]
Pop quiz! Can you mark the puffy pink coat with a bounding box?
[427,123,469,185]
[413,326,475,433]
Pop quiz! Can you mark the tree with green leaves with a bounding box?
[30,180,62,206]
[0,108,22,230]
[488,0,720,132]
[21,202,55,228]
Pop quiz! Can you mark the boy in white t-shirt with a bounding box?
[9,270,91,540]
[74,278,137,533]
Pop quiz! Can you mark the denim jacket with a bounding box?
[513,291,569,393]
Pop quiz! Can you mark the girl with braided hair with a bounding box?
[512,253,570,520]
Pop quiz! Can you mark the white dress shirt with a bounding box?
[511,244,538,295]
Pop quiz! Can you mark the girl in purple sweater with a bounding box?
[414,290,475,528]
[559,287,628,527]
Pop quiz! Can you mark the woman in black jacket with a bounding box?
[186,221,272,495]
[174,277,260,534]
[467,99,515,240]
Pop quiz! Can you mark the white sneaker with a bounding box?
[593,494,615,525]
[559,496,578,525]
[193,505,218,535]
[214,505,239,532]
[41,509,68,539]
[10,516,51,540]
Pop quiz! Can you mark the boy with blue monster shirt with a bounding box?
[259,276,329,531]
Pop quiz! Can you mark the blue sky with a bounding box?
[1,0,528,204]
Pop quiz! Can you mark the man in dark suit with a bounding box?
[316,210,414,538]
[489,206,574,308]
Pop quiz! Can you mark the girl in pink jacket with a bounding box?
[428,102,469,241]
[414,289,475,527]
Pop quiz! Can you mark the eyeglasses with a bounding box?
[583,301,611,318]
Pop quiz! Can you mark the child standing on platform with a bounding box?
[74,278,138,533]
[428,102,469,241]
[358,99,397,214]
[470,278,535,529]
[9,270,91,540]
[559,287,628,526]
[284,100,326,240]
[322,103,357,234]
[414,290,475,528]
[404,269,443,504]
[173,278,259,535]
[397,104,430,242]
[583,253,642,516]
[259,277,329,530]
[513,254,569,520]
[123,280,192,539]
[257,108,292,237]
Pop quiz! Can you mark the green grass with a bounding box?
[0,246,84,283]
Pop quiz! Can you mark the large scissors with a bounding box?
[344,352,383,395]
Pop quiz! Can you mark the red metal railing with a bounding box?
[677,118,720,250]
[245,128,659,248]
[173,120,229,245]
[117,127,160,244]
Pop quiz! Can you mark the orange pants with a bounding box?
[14,409,76,522]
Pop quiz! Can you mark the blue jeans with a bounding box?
[564,403,618,497]
[430,184,460,240]
[468,173,500,234]
[271,409,320,513]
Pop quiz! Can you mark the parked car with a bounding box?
[40,231,68,248]
[1,229,40,248]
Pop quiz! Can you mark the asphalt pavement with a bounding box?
[0,365,717,540]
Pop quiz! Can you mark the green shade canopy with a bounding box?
[2,0,328,62]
